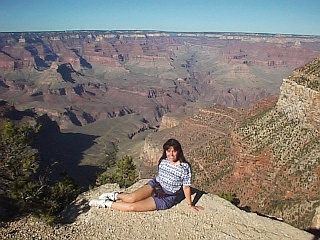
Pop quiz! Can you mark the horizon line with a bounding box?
[0,29,319,37]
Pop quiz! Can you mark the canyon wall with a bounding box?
[1,31,320,130]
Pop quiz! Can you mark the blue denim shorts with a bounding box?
[147,178,178,210]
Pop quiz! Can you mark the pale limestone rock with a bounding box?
[276,78,320,131]
[311,206,320,230]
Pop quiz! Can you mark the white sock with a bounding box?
[105,200,113,208]
[113,192,119,201]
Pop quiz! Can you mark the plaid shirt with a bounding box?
[156,158,191,193]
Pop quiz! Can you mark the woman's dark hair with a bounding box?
[158,138,188,165]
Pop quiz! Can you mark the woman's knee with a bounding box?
[126,203,137,212]
[125,194,137,203]
[112,197,156,212]
[120,186,153,203]
[120,193,137,203]
[111,202,136,212]
[124,202,155,212]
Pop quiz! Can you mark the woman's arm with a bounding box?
[183,185,193,206]
[182,185,204,211]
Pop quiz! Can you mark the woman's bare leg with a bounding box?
[117,184,153,203]
[90,185,156,211]
[111,197,156,212]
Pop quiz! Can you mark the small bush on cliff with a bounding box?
[97,155,138,188]
[113,155,137,188]
[219,192,240,206]
[39,173,80,221]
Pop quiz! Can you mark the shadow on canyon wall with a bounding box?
[34,114,103,190]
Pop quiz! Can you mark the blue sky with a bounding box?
[0,0,319,35]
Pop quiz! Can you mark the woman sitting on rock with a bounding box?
[89,138,203,211]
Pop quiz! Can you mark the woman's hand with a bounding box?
[183,186,204,211]
[189,204,204,211]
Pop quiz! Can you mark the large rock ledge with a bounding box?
[276,78,320,130]
[0,180,315,239]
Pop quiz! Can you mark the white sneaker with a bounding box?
[89,199,107,208]
[98,191,119,201]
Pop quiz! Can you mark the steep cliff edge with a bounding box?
[0,180,315,239]
[239,55,319,229]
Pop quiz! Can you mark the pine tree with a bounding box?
[0,119,40,208]
[113,155,137,188]
[0,119,81,222]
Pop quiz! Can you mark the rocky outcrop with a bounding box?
[276,56,320,131]
[141,137,163,167]
[311,206,320,230]
[1,180,315,240]
[159,114,180,129]
[277,78,320,130]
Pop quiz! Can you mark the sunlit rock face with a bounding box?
[277,57,320,131]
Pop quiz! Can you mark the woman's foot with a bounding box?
[98,191,119,201]
[89,199,113,208]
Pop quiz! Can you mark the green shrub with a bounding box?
[97,155,138,188]
[113,155,138,188]
[0,119,81,223]
[0,120,40,211]
[219,192,240,206]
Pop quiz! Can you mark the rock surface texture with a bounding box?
[0,180,316,239]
